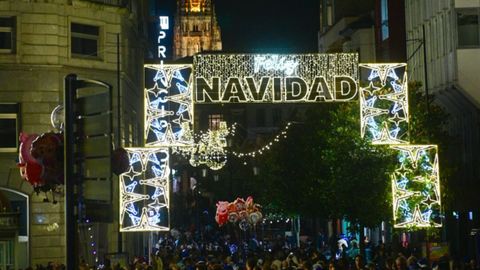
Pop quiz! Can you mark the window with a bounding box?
[0,17,15,53]
[381,0,389,40]
[457,8,480,47]
[0,104,19,152]
[208,114,223,130]
[71,23,100,58]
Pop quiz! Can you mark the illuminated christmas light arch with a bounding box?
[119,53,442,232]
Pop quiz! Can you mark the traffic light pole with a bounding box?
[64,74,112,268]
[64,74,78,269]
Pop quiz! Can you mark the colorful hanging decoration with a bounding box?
[18,132,64,193]
[31,132,64,185]
[215,196,262,230]
[18,133,43,186]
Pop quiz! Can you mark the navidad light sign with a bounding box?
[193,53,359,103]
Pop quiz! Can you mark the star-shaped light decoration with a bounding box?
[391,145,442,228]
[120,148,172,232]
[121,207,168,231]
[359,63,409,144]
[145,64,195,147]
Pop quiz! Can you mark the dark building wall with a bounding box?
[374,0,406,62]
[320,0,374,35]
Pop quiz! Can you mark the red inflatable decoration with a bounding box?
[215,196,262,230]
[18,133,43,186]
[18,132,64,191]
[31,132,64,186]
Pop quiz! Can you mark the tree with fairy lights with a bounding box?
[251,82,455,247]
[255,101,395,227]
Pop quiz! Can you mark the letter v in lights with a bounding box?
[245,77,270,101]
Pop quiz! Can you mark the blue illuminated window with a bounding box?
[381,0,389,41]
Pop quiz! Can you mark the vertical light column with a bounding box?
[119,64,194,232]
[359,64,409,144]
[359,63,442,228]
[119,148,170,231]
[144,64,194,147]
[390,145,441,228]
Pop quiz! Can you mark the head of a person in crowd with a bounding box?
[386,257,395,270]
[247,258,257,270]
[366,263,375,270]
[395,256,408,270]
[407,256,418,270]
[328,261,335,270]
[354,255,365,270]
[196,261,207,270]
[299,260,312,270]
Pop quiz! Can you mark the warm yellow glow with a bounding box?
[390,145,441,228]
[189,121,229,170]
[190,0,202,12]
[119,148,170,232]
[194,53,359,103]
[359,63,409,145]
[144,64,195,147]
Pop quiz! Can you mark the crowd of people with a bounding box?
[24,224,479,270]
[98,228,479,270]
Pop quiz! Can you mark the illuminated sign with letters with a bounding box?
[158,16,169,65]
[193,53,359,103]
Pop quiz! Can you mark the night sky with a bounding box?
[159,0,320,53]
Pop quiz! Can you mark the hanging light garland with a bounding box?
[262,213,292,224]
[171,121,294,170]
[229,122,292,158]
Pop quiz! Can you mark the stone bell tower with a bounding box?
[173,0,222,59]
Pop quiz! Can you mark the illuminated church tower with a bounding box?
[173,0,222,59]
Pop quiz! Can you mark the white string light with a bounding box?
[230,122,292,158]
